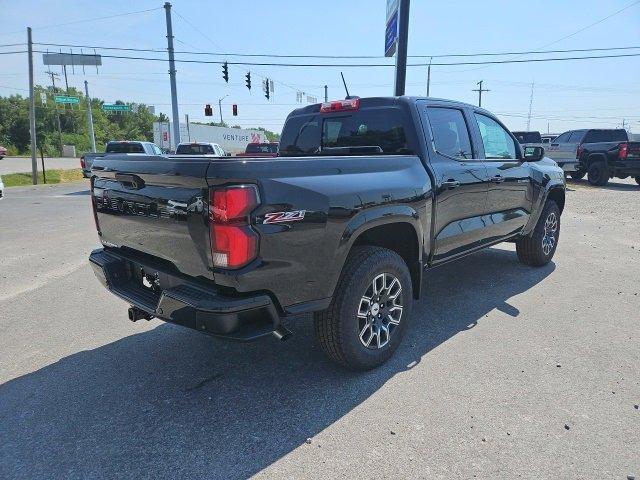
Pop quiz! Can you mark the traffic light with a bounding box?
[222,62,229,83]
[245,72,251,90]
[204,104,213,116]
[232,104,238,116]
[264,79,270,100]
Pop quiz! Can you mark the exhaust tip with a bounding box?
[128,306,153,322]
[272,326,293,341]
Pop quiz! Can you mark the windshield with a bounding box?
[175,144,215,155]
[106,142,145,153]
[512,131,542,144]
[246,143,278,154]
[280,109,412,156]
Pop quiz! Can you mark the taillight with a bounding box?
[209,185,259,268]
[90,177,101,236]
[80,156,86,169]
[320,98,360,113]
[619,143,628,159]
[576,145,584,159]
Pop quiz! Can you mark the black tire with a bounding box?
[314,246,413,370]
[570,170,585,180]
[635,176,640,186]
[516,200,560,267]
[587,161,609,186]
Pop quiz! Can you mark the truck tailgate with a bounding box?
[92,155,213,279]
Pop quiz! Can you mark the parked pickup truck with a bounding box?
[235,142,279,157]
[88,96,565,370]
[81,141,163,178]
[570,130,640,186]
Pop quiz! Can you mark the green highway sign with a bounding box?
[54,95,80,104]
[102,104,131,112]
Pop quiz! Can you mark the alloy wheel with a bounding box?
[357,273,403,349]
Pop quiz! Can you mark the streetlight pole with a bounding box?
[393,0,410,96]
[164,2,180,147]
[27,27,38,185]
[218,95,228,124]
[84,80,96,152]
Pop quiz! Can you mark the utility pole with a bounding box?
[46,70,64,155]
[27,27,38,185]
[393,0,410,96]
[526,82,534,131]
[84,80,96,152]
[426,57,432,97]
[185,114,190,141]
[472,80,490,107]
[164,2,180,146]
[324,85,328,102]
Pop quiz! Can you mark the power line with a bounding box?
[31,42,640,59]
[31,50,640,67]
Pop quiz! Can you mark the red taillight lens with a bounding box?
[209,186,259,268]
[576,145,584,159]
[90,177,101,235]
[619,143,628,159]
[320,98,360,113]
[80,156,86,169]
[211,225,257,268]
[212,186,258,223]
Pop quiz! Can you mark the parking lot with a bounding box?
[0,179,638,479]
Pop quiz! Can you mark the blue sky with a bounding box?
[1,0,639,135]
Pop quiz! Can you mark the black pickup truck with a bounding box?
[572,129,640,186]
[88,96,565,370]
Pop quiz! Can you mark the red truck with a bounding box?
[235,142,278,158]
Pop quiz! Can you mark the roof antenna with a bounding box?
[341,72,357,99]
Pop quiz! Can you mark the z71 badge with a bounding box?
[263,210,306,224]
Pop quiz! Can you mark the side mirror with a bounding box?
[523,146,544,161]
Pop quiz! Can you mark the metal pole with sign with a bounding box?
[394,0,410,96]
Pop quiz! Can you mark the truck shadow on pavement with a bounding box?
[566,178,639,192]
[0,247,554,480]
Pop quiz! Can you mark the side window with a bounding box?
[554,132,570,143]
[474,113,516,160]
[568,131,584,143]
[426,107,473,160]
[152,145,162,155]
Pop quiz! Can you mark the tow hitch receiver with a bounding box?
[128,306,154,322]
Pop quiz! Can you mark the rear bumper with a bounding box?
[89,248,282,341]
[556,160,579,172]
[613,159,640,177]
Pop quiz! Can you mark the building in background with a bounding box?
[154,122,268,153]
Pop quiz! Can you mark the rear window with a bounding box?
[583,130,628,143]
[175,144,215,155]
[280,109,413,156]
[106,142,145,153]
[512,131,542,144]
[246,143,278,154]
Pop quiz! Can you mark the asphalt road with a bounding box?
[0,156,80,175]
[0,179,638,479]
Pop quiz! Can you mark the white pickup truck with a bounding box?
[81,141,163,178]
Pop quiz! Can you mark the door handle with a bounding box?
[441,179,460,189]
[491,175,505,184]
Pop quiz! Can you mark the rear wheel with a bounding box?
[314,246,413,370]
[587,162,609,186]
[570,170,585,180]
[516,200,560,267]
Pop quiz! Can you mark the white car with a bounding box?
[174,142,229,156]
[0,175,4,199]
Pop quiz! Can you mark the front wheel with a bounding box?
[516,200,560,267]
[314,246,413,370]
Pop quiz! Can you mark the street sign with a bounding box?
[385,9,399,57]
[54,95,80,104]
[102,104,131,112]
[40,92,47,105]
